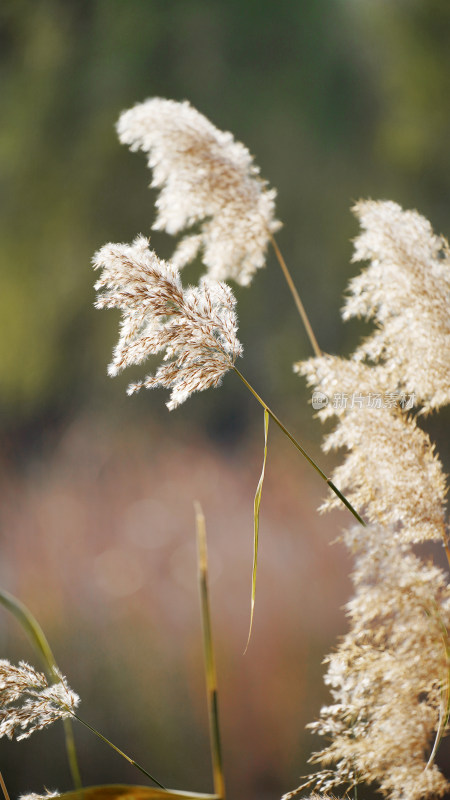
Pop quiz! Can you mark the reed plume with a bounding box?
[117,97,281,286]
[93,235,242,408]
[345,200,450,414]
[292,201,450,800]
[0,660,79,742]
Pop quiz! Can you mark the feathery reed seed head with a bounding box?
[93,236,243,407]
[301,524,450,800]
[294,200,450,800]
[346,200,450,413]
[0,660,79,741]
[117,97,281,285]
[298,355,448,543]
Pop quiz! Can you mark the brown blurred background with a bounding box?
[1,1,450,798]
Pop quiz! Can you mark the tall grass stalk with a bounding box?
[195,504,226,800]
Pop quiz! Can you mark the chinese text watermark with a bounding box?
[311,391,416,411]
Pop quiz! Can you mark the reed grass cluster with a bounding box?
[1,98,449,800]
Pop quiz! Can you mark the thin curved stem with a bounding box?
[0,772,11,800]
[270,234,322,358]
[233,366,366,527]
[70,712,165,789]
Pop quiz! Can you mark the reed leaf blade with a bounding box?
[56,786,220,800]
[195,503,225,800]
[245,408,269,652]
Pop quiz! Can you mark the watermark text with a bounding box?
[311,391,416,411]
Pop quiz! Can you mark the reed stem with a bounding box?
[71,712,165,789]
[195,503,226,800]
[270,234,322,358]
[0,772,11,800]
[233,366,366,527]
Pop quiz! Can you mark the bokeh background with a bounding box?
[1,1,450,798]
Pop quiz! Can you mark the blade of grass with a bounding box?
[0,588,58,670]
[57,785,220,800]
[233,366,366,527]
[195,503,225,800]
[244,408,269,653]
[0,588,82,790]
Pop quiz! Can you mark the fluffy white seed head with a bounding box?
[296,201,450,543]
[117,97,281,286]
[298,355,448,544]
[346,200,450,414]
[93,236,243,408]
[293,200,450,800]
[0,660,79,741]
[300,524,450,800]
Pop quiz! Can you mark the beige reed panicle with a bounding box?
[295,524,450,800]
[93,235,243,409]
[345,200,450,413]
[0,660,79,742]
[117,97,281,286]
[292,201,450,800]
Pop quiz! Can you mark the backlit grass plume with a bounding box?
[295,524,450,800]
[299,357,447,543]
[93,235,243,409]
[117,97,281,286]
[292,201,450,800]
[345,200,450,413]
[0,660,79,741]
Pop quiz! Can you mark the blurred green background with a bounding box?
[1,1,450,798]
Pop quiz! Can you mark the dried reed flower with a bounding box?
[117,97,281,285]
[0,660,79,741]
[345,200,450,414]
[93,235,243,408]
[300,524,450,800]
[297,201,450,541]
[298,356,448,544]
[298,355,390,421]
[321,406,447,543]
[294,200,450,800]
[19,792,59,800]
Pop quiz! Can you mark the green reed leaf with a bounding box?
[56,786,219,800]
[195,503,225,800]
[0,588,58,672]
[245,408,269,653]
